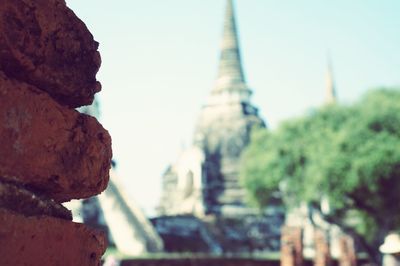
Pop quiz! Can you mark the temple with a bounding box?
[158,0,265,218]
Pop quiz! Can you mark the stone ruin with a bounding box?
[156,0,284,253]
[0,0,112,265]
[280,226,359,266]
[158,0,265,220]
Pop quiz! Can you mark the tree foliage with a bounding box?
[240,89,400,262]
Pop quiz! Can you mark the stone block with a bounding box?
[0,72,112,202]
[0,0,101,107]
[0,208,106,266]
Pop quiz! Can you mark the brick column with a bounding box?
[338,235,357,266]
[314,229,332,266]
[281,226,304,266]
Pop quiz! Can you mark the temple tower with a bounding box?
[325,56,337,104]
[159,0,264,217]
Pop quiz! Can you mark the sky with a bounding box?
[66,0,400,216]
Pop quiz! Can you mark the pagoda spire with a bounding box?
[213,0,248,94]
[325,55,337,104]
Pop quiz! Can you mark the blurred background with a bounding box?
[67,0,400,215]
[65,1,400,265]
[66,0,400,215]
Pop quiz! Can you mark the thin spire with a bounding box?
[325,55,337,104]
[213,0,247,93]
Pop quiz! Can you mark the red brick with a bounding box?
[0,0,101,107]
[0,208,106,266]
[0,72,112,202]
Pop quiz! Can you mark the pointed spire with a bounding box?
[213,0,248,94]
[325,55,337,104]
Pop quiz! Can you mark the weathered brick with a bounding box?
[0,72,112,202]
[0,0,101,107]
[0,208,106,266]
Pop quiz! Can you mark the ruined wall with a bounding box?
[0,0,112,265]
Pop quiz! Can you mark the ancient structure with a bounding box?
[155,0,284,254]
[158,0,264,218]
[314,229,332,266]
[280,226,304,266]
[0,0,112,264]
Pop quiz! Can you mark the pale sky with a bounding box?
[66,0,400,216]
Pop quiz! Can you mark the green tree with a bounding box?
[240,89,400,264]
